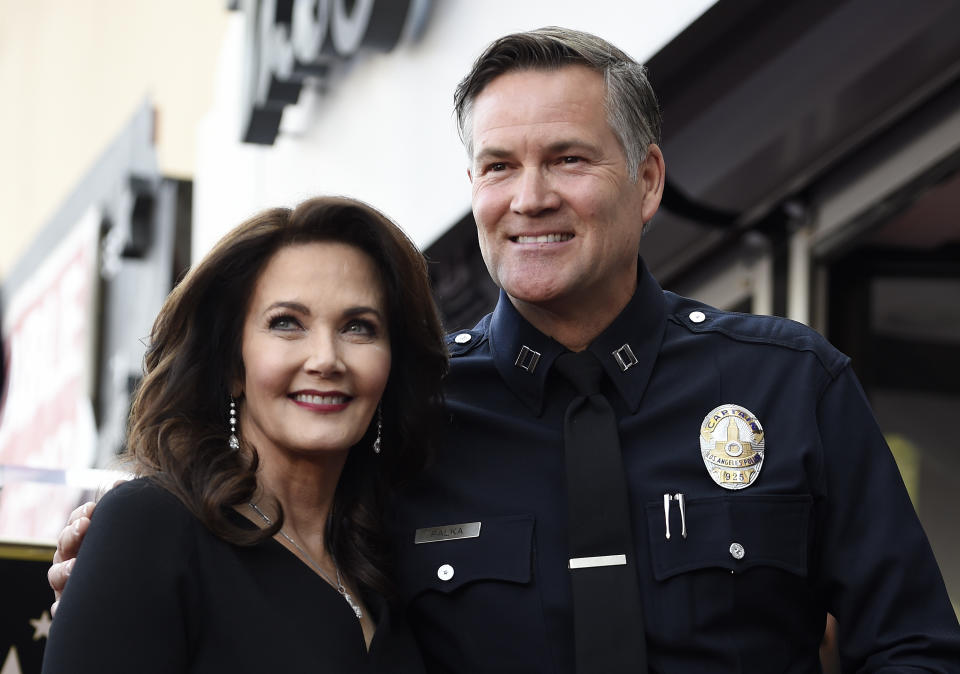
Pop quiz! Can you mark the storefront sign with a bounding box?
[0,208,99,542]
[237,0,431,144]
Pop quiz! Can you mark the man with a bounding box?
[50,27,960,672]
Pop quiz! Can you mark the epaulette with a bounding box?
[665,291,849,378]
[444,328,486,357]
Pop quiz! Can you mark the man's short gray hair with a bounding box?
[454,27,662,181]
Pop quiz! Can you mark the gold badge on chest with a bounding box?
[699,404,765,490]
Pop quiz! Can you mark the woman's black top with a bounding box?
[42,478,424,673]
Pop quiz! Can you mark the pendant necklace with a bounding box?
[248,502,363,620]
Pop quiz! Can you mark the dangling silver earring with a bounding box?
[372,404,382,455]
[228,397,240,450]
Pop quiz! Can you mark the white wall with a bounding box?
[193,0,718,260]
[0,0,229,279]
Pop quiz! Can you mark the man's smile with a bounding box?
[510,233,574,244]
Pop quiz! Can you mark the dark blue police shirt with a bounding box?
[391,259,960,673]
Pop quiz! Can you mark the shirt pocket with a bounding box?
[642,493,813,645]
[398,514,534,596]
[396,514,548,673]
[645,493,812,579]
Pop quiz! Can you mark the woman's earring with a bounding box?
[373,405,382,455]
[229,397,240,450]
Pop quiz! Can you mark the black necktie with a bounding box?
[554,350,647,673]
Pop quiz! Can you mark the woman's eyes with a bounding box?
[268,314,302,331]
[267,314,380,338]
[343,318,379,338]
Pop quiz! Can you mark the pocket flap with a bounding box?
[397,514,534,597]
[645,494,812,581]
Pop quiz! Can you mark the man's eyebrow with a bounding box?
[474,140,602,163]
[474,146,512,162]
[263,300,310,315]
[543,139,601,155]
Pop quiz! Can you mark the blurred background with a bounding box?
[2,0,959,669]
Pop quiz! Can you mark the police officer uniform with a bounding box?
[391,258,960,673]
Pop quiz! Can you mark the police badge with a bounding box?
[699,404,765,489]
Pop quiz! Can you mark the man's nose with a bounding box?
[511,168,561,215]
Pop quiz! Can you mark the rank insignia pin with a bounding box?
[699,404,765,490]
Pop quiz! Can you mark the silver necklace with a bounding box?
[247,502,363,620]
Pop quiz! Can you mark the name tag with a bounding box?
[414,521,482,544]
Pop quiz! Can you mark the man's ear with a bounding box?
[467,167,474,184]
[638,144,665,225]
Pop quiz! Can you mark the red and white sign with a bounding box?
[0,208,100,542]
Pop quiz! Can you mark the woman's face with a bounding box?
[238,241,391,461]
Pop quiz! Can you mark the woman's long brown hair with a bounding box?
[125,196,448,598]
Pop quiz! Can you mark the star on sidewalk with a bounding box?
[29,611,52,640]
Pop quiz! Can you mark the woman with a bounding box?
[42,197,447,672]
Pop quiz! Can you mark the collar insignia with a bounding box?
[514,345,541,373]
[612,343,638,371]
[699,404,765,490]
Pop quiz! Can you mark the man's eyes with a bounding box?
[480,156,584,174]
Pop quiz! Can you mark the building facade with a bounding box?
[1,5,957,668]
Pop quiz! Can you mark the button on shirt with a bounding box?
[390,259,960,673]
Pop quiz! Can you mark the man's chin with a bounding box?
[503,283,572,311]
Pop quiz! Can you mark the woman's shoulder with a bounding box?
[65,477,212,599]
[91,476,196,536]
[97,475,181,509]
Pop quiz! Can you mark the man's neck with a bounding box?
[509,286,635,352]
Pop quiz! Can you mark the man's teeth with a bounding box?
[294,394,346,405]
[514,233,573,243]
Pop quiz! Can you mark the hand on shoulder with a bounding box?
[48,478,130,615]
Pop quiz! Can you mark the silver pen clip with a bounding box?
[664,492,688,540]
[675,492,687,539]
[663,493,672,540]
